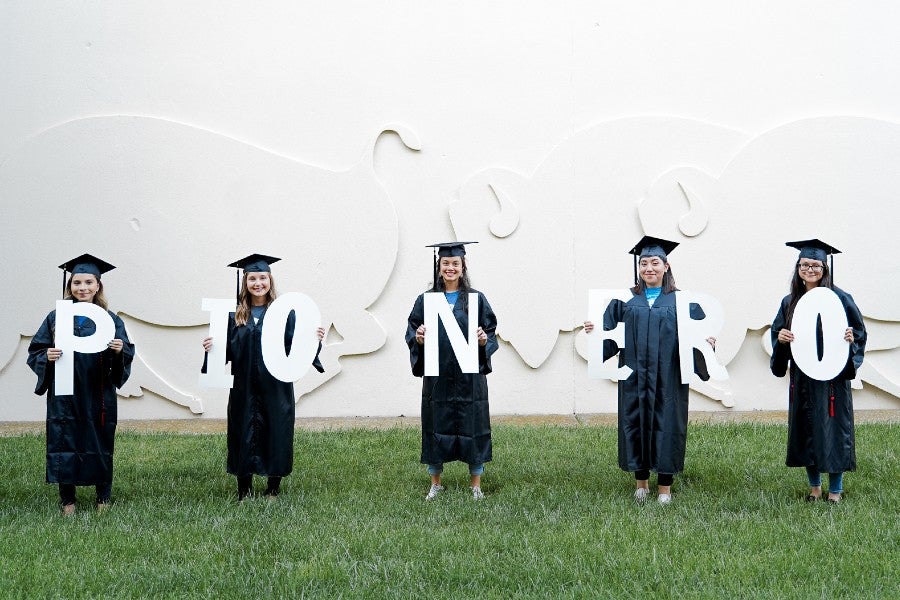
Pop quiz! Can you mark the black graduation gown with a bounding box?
[603,290,709,475]
[406,290,498,467]
[223,309,324,478]
[770,286,866,473]
[27,309,134,486]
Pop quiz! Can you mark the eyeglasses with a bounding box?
[798,263,824,272]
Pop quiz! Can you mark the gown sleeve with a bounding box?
[26,312,56,395]
[688,301,711,382]
[405,294,426,377]
[283,312,326,374]
[601,298,626,362]
[837,289,866,380]
[108,313,135,388]
[201,313,237,374]
[478,292,499,376]
[311,343,325,374]
[769,297,791,378]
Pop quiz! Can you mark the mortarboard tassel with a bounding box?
[633,254,638,287]
[433,247,439,290]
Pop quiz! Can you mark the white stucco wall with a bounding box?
[2,1,898,421]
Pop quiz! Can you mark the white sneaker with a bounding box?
[658,493,672,505]
[471,486,484,500]
[425,484,444,500]
[634,487,650,502]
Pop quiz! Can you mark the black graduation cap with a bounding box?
[426,241,477,288]
[627,236,678,286]
[785,239,840,279]
[58,253,116,297]
[227,253,280,299]
[427,241,477,257]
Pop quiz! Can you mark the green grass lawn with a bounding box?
[1,423,897,598]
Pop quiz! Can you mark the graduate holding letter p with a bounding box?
[27,254,134,515]
[584,237,715,505]
[202,254,324,500]
[406,242,498,501]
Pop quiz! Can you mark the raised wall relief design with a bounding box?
[0,116,420,413]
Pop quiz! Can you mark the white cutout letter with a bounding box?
[260,292,322,383]
[199,298,237,388]
[54,300,116,396]
[424,292,478,376]
[587,289,633,381]
[791,287,849,381]
[675,291,729,382]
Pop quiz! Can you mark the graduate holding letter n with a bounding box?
[584,237,714,505]
[406,242,498,501]
[27,254,134,516]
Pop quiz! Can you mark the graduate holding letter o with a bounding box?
[770,239,866,503]
[406,242,498,501]
[26,254,134,515]
[584,237,714,505]
[202,254,324,500]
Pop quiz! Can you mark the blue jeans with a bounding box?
[806,467,844,494]
[428,463,484,477]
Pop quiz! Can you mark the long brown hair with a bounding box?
[784,259,833,327]
[234,271,278,326]
[64,275,108,310]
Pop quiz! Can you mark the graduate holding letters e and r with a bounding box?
[584,237,726,505]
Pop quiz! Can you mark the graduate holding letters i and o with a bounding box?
[770,239,866,504]
[584,237,717,505]
[406,242,498,501]
[27,254,134,516]
[201,254,324,501]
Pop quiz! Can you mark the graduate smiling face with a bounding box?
[439,257,463,286]
[786,240,836,293]
[69,273,101,303]
[638,256,669,288]
[797,258,825,288]
[245,272,272,304]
